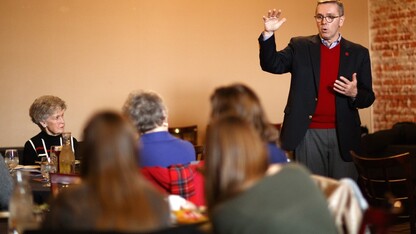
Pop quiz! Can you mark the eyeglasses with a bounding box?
[314,14,342,23]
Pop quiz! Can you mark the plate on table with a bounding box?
[168,195,208,225]
[14,165,41,173]
[36,160,81,164]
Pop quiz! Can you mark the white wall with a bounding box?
[0,0,371,146]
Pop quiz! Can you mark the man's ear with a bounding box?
[339,16,345,27]
[162,118,168,127]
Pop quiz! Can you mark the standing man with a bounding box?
[258,0,375,179]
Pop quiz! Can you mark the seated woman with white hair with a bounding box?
[122,90,195,167]
[22,95,78,165]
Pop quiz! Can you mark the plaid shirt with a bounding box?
[168,164,196,199]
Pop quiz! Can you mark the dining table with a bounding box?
[30,173,52,205]
[2,170,212,234]
[16,161,81,205]
[0,169,53,233]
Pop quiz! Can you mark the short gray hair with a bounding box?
[122,90,167,134]
[317,0,344,16]
[29,95,66,126]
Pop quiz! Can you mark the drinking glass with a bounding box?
[4,149,19,172]
[50,145,61,172]
[40,157,56,187]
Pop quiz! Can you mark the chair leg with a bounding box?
[408,194,415,234]
[410,211,416,234]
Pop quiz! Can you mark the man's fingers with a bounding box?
[338,76,349,83]
[266,9,280,18]
[352,73,357,82]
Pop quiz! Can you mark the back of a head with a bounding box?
[122,90,167,134]
[210,83,262,120]
[210,83,279,142]
[205,115,268,211]
[81,110,138,180]
[79,110,169,231]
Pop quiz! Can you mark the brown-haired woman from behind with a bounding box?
[43,110,171,232]
[204,115,337,234]
[210,83,288,164]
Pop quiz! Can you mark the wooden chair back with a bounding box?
[350,150,416,233]
[168,125,198,145]
[194,145,204,161]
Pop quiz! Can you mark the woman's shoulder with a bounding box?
[26,131,44,141]
[261,163,319,192]
[266,163,311,177]
[24,132,45,149]
[71,136,79,143]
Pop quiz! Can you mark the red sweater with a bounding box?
[309,44,340,129]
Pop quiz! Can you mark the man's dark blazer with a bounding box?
[259,34,375,161]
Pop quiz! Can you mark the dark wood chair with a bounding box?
[168,125,202,160]
[168,125,198,145]
[359,207,396,234]
[194,145,204,161]
[351,150,416,234]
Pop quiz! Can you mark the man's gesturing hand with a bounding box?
[334,73,358,98]
[263,9,286,34]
